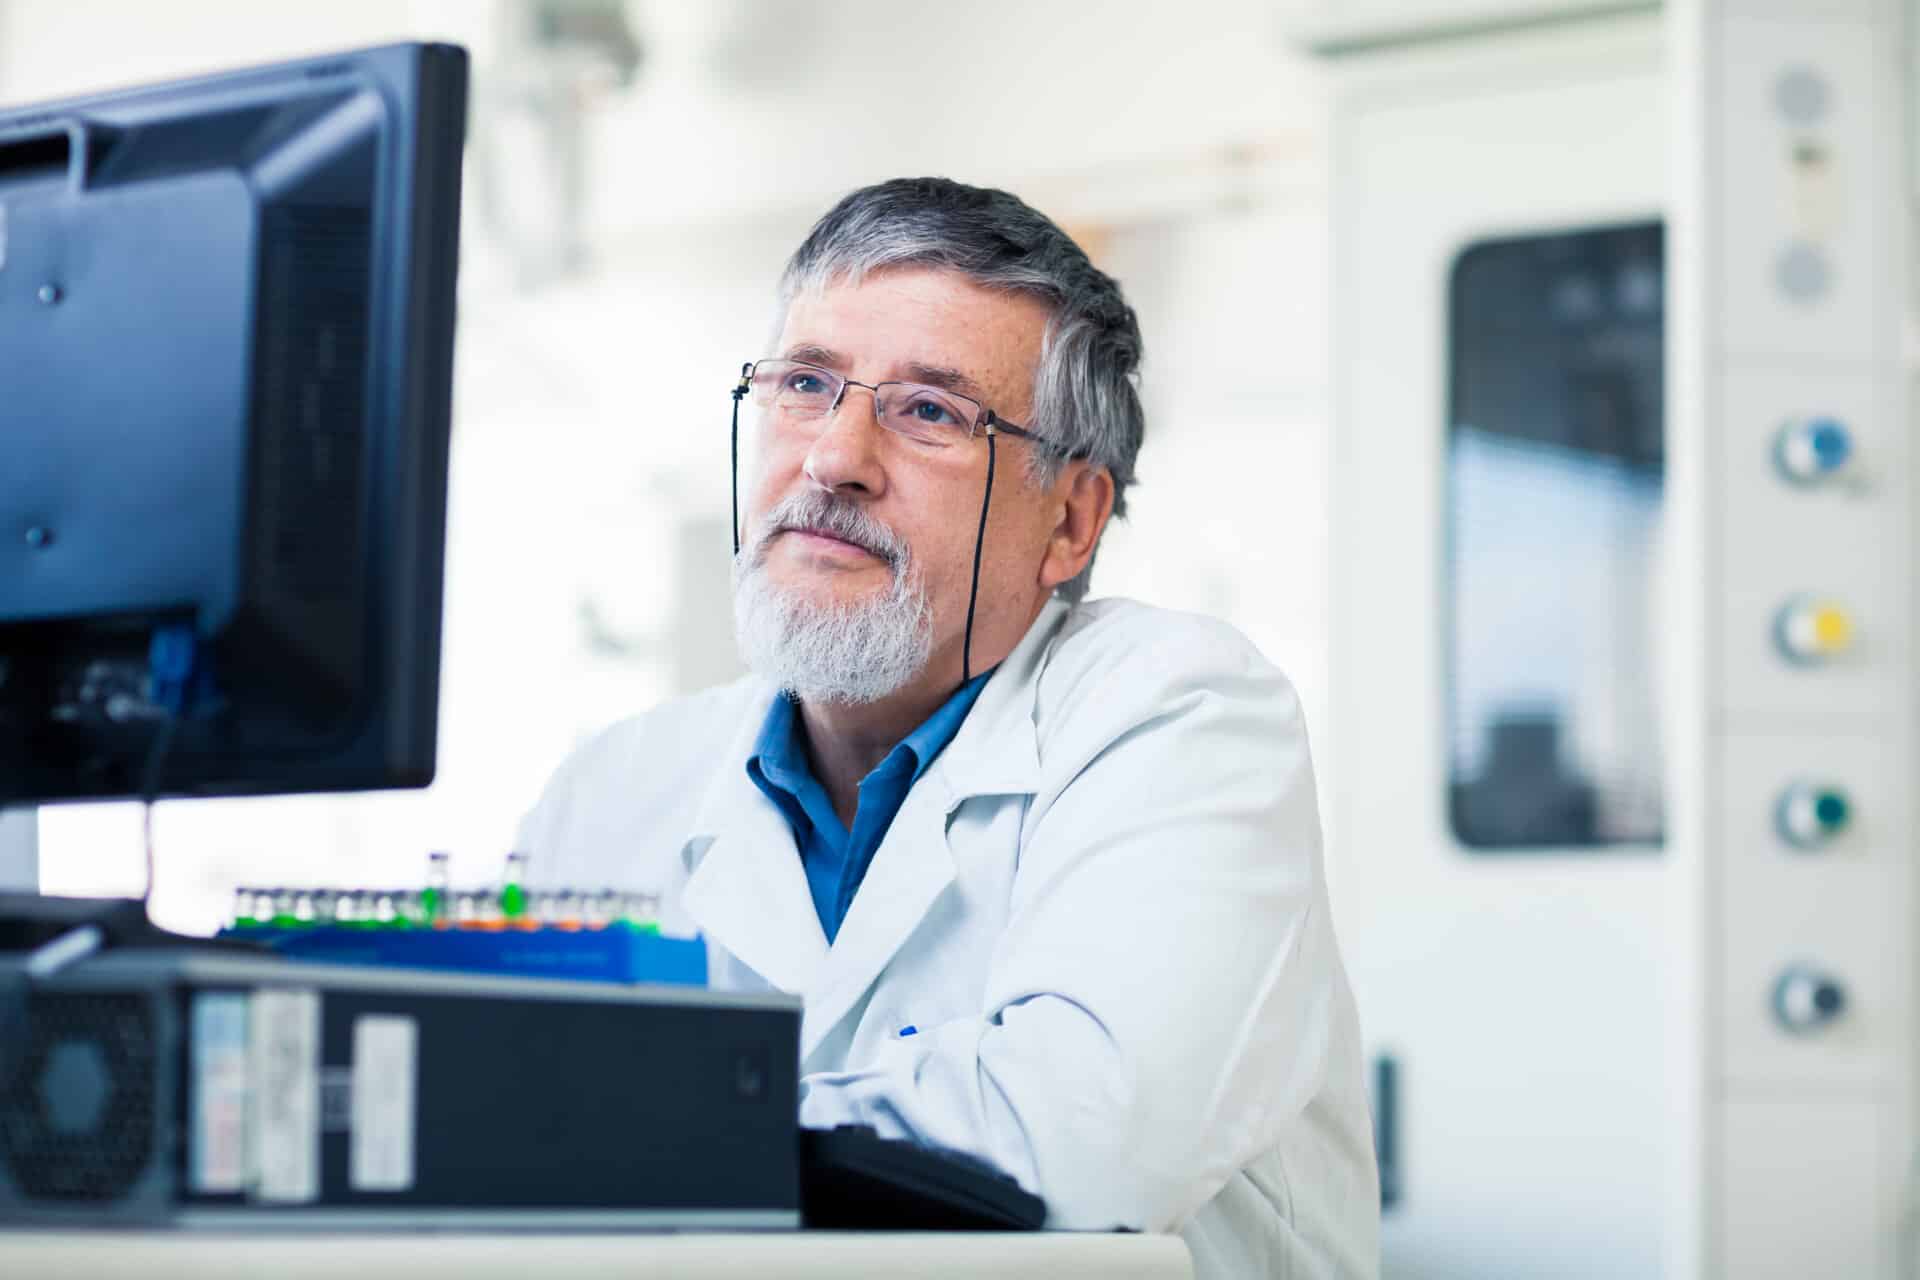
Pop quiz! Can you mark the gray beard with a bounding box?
[731,539,934,707]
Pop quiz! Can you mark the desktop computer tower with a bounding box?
[0,949,800,1228]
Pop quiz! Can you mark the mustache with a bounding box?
[750,491,910,569]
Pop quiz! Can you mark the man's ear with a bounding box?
[1039,462,1115,592]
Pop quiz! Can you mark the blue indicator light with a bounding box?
[1774,416,1855,485]
[1807,419,1851,469]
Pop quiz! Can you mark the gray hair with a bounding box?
[777,177,1145,602]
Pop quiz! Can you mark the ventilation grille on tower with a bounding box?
[0,992,158,1203]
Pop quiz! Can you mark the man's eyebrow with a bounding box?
[901,362,988,402]
[780,347,992,402]
[781,343,845,369]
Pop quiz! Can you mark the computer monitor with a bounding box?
[0,43,468,805]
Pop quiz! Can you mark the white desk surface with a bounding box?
[0,1230,1194,1279]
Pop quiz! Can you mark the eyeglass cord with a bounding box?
[731,368,748,558]
[729,368,995,689]
[961,432,994,684]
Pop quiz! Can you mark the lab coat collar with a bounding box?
[681,597,1071,1052]
[681,696,831,997]
[798,596,1069,1059]
[921,594,1065,803]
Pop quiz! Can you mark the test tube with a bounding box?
[500,851,530,923]
[584,889,620,932]
[293,891,317,927]
[310,888,338,928]
[621,891,662,934]
[515,889,547,932]
[421,851,449,926]
[230,887,258,930]
[371,892,400,929]
[270,888,299,929]
[335,890,365,929]
[456,889,504,931]
[548,889,583,931]
[395,889,427,930]
[474,889,505,931]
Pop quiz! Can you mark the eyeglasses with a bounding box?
[738,358,1054,452]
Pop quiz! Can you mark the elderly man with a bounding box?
[517,177,1378,1276]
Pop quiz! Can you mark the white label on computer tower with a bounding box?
[249,988,320,1203]
[350,1014,417,1192]
[189,992,250,1194]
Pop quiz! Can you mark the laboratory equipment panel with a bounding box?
[1680,1,1917,1274]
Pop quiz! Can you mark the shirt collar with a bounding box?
[894,669,992,783]
[746,669,995,797]
[747,691,810,794]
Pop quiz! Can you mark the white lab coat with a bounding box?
[516,596,1380,1278]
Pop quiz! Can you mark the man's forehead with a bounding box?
[775,267,1048,401]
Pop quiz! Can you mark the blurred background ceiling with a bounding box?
[0,0,1326,291]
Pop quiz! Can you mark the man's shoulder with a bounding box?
[1039,596,1288,709]
[1028,596,1306,769]
[1049,596,1269,673]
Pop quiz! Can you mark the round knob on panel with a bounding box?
[1773,966,1847,1034]
[1773,416,1854,484]
[1775,782,1852,848]
[1774,596,1855,664]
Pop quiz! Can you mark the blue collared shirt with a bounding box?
[746,672,992,944]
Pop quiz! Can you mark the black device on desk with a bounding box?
[801,1125,1046,1230]
[0,41,1043,1237]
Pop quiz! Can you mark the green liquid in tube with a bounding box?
[501,851,530,922]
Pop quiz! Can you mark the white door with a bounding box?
[1324,18,1671,1277]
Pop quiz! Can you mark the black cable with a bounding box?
[963,431,997,684]
[731,365,750,558]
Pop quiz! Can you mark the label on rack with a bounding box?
[350,1014,418,1192]
[248,988,321,1203]
[188,992,250,1194]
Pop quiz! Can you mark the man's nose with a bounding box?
[802,384,888,497]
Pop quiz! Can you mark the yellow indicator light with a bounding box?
[1810,606,1853,653]
[1777,597,1858,664]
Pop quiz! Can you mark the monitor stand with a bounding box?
[0,808,37,891]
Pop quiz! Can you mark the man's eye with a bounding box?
[907,396,960,425]
[786,373,827,394]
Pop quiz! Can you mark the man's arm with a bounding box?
[800,630,1352,1233]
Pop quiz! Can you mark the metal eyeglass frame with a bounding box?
[728,358,1073,684]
